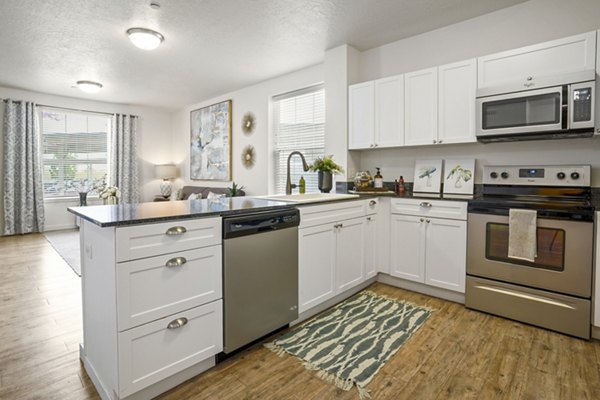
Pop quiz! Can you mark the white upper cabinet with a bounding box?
[596,30,600,135]
[375,75,404,147]
[349,81,375,149]
[349,76,404,149]
[438,59,477,144]
[404,67,438,146]
[477,31,597,91]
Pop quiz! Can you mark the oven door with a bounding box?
[476,86,565,138]
[467,213,593,298]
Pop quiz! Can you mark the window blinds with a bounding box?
[40,108,110,197]
[273,85,325,194]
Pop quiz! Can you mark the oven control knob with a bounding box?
[557,172,566,180]
[571,172,580,180]
[501,172,509,179]
[490,172,498,179]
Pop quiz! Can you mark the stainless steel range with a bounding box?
[466,165,594,339]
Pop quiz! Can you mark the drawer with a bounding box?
[118,300,223,398]
[117,246,222,331]
[299,200,366,229]
[390,198,467,220]
[116,217,221,262]
[365,198,379,215]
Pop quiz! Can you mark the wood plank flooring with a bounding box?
[1,233,599,399]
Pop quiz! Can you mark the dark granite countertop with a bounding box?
[68,197,296,227]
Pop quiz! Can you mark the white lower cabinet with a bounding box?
[336,218,366,293]
[424,218,467,292]
[299,201,373,313]
[298,223,337,312]
[118,300,223,398]
[364,214,378,279]
[80,217,223,400]
[390,200,467,293]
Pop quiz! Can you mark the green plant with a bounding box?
[309,155,343,175]
[228,181,245,197]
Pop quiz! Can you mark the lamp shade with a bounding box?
[155,164,177,179]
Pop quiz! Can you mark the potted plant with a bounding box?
[228,181,245,197]
[309,155,344,193]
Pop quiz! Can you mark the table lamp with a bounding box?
[155,164,177,197]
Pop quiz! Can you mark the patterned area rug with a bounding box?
[265,291,433,398]
[44,229,81,276]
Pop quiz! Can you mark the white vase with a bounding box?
[104,196,117,205]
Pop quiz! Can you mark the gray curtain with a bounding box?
[2,100,45,235]
[110,114,139,204]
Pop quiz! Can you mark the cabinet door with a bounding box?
[478,31,596,89]
[364,215,377,279]
[390,215,425,282]
[336,218,366,293]
[424,218,466,293]
[404,67,438,146]
[595,211,600,327]
[349,81,375,149]
[299,224,336,313]
[438,59,477,144]
[118,300,223,398]
[375,75,404,147]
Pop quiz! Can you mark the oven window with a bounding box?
[485,223,565,271]
[482,92,561,130]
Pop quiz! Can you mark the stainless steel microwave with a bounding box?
[476,80,595,142]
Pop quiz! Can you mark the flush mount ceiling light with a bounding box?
[76,80,103,93]
[126,27,164,50]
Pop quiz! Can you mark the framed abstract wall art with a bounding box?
[190,100,232,180]
[413,159,443,193]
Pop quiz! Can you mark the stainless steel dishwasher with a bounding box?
[222,208,300,354]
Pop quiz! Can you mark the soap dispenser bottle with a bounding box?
[299,176,306,194]
[374,167,383,189]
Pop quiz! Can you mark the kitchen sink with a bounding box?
[263,193,359,203]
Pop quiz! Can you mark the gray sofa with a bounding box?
[180,185,245,199]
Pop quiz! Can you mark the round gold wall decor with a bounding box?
[241,112,256,135]
[241,145,256,169]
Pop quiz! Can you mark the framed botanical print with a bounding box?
[443,159,475,195]
[413,159,443,193]
[190,100,232,180]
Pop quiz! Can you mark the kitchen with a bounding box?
[1,0,600,399]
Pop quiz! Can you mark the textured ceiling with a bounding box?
[0,0,526,110]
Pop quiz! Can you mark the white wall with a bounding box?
[0,86,173,232]
[171,64,324,195]
[356,0,600,185]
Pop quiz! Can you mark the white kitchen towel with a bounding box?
[508,209,537,262]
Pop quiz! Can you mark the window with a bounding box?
[272,85,325,194]
[40,108,111,197]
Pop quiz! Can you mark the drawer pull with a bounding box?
[166,226,187,236]
[167,317,188,329]
[165,257,187,267]
[419,202,432,208]
[369,200,377,206]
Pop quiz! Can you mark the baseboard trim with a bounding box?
[292,276,378,326]
[376,273,465,304]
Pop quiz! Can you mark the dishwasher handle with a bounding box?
[223,208,300,239]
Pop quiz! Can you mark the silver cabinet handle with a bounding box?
[426,219,431,223]
[333,223,341,229]
[166,226,187,236]
[167,317,188,329]
[165,256,187,267]
[526,76,533,81]
[369,200,377,206]
[419,202,432,208]
[433,139,437,144]
[366,216,372,221]
[420,218,424,222]
[438,139,443,144]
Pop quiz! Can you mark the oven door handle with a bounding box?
[474,285,576,310]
